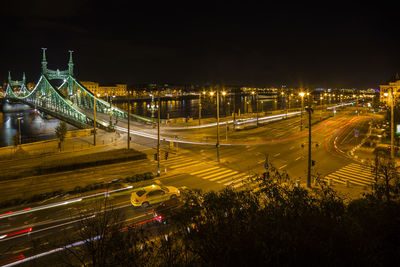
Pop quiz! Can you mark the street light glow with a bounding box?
[299,92,305,97]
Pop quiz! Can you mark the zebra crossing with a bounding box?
[160,155,253,188]
[323,163,375,187]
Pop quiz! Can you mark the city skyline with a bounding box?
[1,1,399,89]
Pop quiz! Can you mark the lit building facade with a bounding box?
[79,81,127,97]
[380,79,400,104]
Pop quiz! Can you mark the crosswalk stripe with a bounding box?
[323,176,347,185]
[343,164,373,175]
[323,163,377,187]
[324,174,367,186]
[165,158,193,165]
[334,169,373,183]
[225,175,250,186]
[217,173,246,184]
[325,173,369,186]
[192,168,223,177]
[190,167,220,175]
[201,169,234,180]
[232,176,253,188]
[169,161,201,169]
[209,171,239,181]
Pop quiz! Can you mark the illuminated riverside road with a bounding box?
[0,105,378,265]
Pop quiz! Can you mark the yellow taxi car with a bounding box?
[130,184,180,208]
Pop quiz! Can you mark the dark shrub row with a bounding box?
[123,172,154,183]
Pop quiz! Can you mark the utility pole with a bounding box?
[216,87,220,163]
[306,106,313,188]
[157,87,161,176]
[93,95,96,146]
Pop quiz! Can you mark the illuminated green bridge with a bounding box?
[5,48,151,130]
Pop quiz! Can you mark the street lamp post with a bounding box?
[320,96,323,120]
[388,89,395,159]
[299,92,305,131]
[93,94,99,146]
[256,90,259,126]
[157,87,161,176]
[17,117,22,145]
[216,88,220,163]
[356,94,359,116]
[210,89,221,163]
[147,94,157,128]
[282,91,288,119]
[198,91,202,126]
[384,90,395,159]
[233,90,236,130]
[127,93,130,150]
[305,106,313,188]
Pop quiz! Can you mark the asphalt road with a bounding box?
[0,106,376,265]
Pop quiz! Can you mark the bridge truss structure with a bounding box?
[4,49,151,130]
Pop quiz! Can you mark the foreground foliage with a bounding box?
[59,163,400,267]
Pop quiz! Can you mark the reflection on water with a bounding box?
[0,104,76,147]
[115,96,283,119]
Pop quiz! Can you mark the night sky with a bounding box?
[1,1,399,89]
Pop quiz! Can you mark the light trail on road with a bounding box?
[0,186,134,220]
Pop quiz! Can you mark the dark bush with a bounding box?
[74,186,82,193]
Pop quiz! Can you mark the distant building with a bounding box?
[379,74,400,104]
[99,84,127,97]
[79,81,127,97]
[27,82,36,91]
[80,81,99,95]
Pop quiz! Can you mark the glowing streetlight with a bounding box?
[299,92,305,131]
[17,117,22,145]
[93,93,100,146]
[209,88,220,162]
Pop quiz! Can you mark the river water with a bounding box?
[0,96,286,147]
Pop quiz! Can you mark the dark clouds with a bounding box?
[1,1,399,89]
